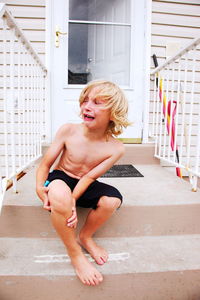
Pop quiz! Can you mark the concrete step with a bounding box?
[1,203,200,238]
[1,162,200,299]
[1,235,200,300]
[4,164,199,207]
[1,164,200,238]
[116,143,159,165]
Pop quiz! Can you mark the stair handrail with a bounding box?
[0,3,47,212]
[150,37,200,191]
[151,37,200,76]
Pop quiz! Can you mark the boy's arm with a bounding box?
[72,144,125,201]
[36,125,67,203]
[68,143,124,228]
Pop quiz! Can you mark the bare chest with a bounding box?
[65,139,109,166]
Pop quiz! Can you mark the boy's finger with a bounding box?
[67,215,77,224]
[43,197,49,206]
[68,221,77,228]
[67,216,78,226]
[44,205,51,211]
[43,197,51,211]
[67,208,76,221]
[43,202,51,210]
[68,217,77,224]
[68,211,76,220]
[43,186,49,193]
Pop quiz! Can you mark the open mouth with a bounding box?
[83,114,95,121]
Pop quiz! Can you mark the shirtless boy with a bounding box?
[36,80,130,286]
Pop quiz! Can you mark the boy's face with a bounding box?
[80,86,112,131]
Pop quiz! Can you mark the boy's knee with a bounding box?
[98,196,121,211]
[48,184,72,215]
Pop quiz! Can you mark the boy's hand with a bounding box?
[37,186,51,211]
[67,205,78,228]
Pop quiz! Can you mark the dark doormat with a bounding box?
[101,164,144,178]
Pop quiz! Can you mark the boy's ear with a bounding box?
[110,115,114,122]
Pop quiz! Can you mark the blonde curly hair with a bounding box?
[79,80,131,136]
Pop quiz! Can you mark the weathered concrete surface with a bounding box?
[1,152,200,300]
[4,164,200,207]
[1,235,200,276]
[1,204,200,238]
[1,271,200,300]
[1,270,200,300]
[1,236,200,299]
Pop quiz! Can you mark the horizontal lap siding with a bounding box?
[151,0,200,68]
[150,0,200,171]
[150,0,200,110]
[0,0,46,64]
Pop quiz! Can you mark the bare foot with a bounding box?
[79,236,108,265]
[71,252,103,286]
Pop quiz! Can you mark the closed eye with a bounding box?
[94,98,105,105]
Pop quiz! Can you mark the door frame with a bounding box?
[45,0,152,142]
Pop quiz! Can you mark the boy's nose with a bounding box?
[85,100,93,110]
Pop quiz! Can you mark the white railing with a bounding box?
[150,37,200,191]
[0,4,47,212]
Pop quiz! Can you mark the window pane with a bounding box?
[68,23,130,86]
[69,0,131,23]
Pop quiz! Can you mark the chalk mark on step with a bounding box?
[34,252,130,263]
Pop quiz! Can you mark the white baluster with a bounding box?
[186,47,196,169]
[152,74,157,137]
[3,17,9,179]
[179,52,188,165]
[158,76,164,158]
[10,28,16,178]
[173,58,181,164]
[155,72,160,157]
[163,65,169,160]
[17,38,22,168]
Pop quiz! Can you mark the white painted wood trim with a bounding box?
[129,0,134,89]
[69,20,131,26]
[0,3,6,19]
[45,0,53,142]
[142,0,152,143]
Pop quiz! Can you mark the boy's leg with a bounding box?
[48,179,103,286]
[79,196,121,265]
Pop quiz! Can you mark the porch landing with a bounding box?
[0,152,200,299]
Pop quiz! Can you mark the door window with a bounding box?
[68,0,131,86]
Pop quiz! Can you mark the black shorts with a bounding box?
[45,169,123,209]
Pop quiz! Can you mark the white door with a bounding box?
[87,0,130,85]
[49,0,147,142]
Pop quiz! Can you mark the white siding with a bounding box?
[151,0,200,69]
[0,0,45,64]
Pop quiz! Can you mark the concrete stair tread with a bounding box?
[3,164,200,207]
[1,204,200,238]
[1,145,200,300]
[1,235,200,276]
